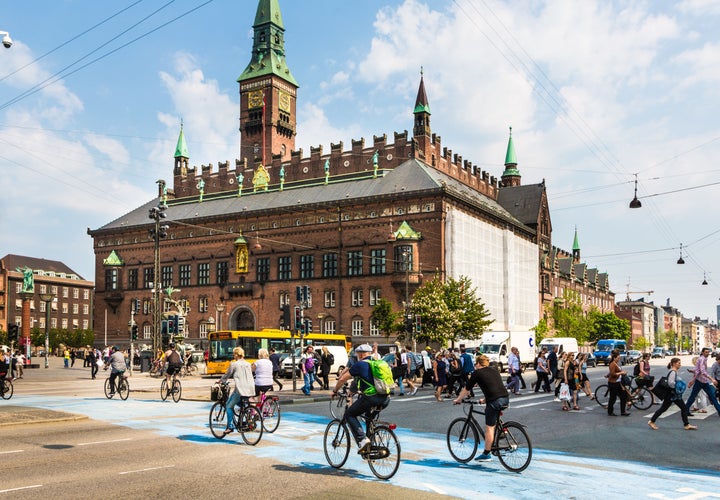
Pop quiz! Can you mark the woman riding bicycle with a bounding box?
[332,343,389,455]
[216,346,255,435]
[453,354,510,463]
[252,348,274,398]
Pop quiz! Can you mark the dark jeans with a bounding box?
[685,381,720,414]
[607,381,628,415]
[91,362,99,379]
[109,370,124,393]
[534,371,550,392]
[272,370,283,389]
[346,394,388,444]
[651,396,690,425]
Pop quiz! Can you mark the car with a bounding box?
[651,347,665,359]
[679,350,689,356]
[665,350,674,356]
[585,352,597,368]
[626,350,642,364]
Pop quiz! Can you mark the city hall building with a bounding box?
[89,0,611,349]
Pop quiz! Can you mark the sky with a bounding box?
[2,0,720,324]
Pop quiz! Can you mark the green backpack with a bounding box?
[359,359,396,396]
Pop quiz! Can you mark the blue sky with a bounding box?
[2,0,720,325]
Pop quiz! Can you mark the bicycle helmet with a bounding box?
[168,342,176,348]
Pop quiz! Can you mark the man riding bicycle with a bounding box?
[332,343,389,456]
[453,354,510,462]
[164,343,183,384]
[106,346,126,396]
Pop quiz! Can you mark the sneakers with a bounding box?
[648,421,658,430]
[474,451,492,462]
[358,437,371,455]
[553,397,560,402]
[684,424,698,430]
[410,387,418,396]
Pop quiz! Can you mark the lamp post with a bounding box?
[39,293,55,369]
[148,185,168,352]
[402,247,416,353]
[215,302,226,331]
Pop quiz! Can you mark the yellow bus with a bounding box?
[206,329,351,376]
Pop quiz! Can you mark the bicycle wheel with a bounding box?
[118,378,130,400]
[260,398,281,433]
[239,405,263,446]
[104,378,113,399]
[171,379,182,403]
[188,364,197,375]
[632,387,653,410]
[446,417,480,463]
[323,419,350,469]
[594,384,610,408]
[329,394,348,419]
[367,425,401,480]
[160,379,168,401]
[1,379,13,400]
[495,421,532,473]
[209,402,228,439]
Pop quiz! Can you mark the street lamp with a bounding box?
[39,293,55,368]
[215,302,226,331]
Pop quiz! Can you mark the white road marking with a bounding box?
[0,449,24,455]
[119,465,175,475]
[78,438,133,446]
[0,485,42,493]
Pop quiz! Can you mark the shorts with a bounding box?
[166,363,182,376]
[485,396,510,426]
[255,385,273,396]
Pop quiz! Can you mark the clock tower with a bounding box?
[238,0,298,167]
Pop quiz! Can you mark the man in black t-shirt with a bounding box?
[453,354,510,463]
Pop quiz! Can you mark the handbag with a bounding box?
[651,373,671,401]
[559,382,571,401]
[675,378,687,395]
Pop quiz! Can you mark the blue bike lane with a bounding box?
[10,394,720,500]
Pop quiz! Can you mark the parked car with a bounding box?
[679,350,689,356]
[626,350,642,364]
[651,347,665,359]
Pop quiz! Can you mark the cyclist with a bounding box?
[216,346,255,435]
[331,343,389,455]
[106,346,126,396]
[453,354,510,462]
[164,343,183,386]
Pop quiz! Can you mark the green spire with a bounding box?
[174,120,189,159]
[102,250,124,267]
[413,67,431,115]
[502,126,520,177]
[237,0,298,86]
[573,227,580,251]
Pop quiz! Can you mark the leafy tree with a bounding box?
[532,317,550,345]
[586,310,630,344]
[410,274,493,347]
[546,290,591,343]
[633,336,651,352]
[370,298,401,342]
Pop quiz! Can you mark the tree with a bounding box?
[540,290,591,343]
[410,274,493,347]
[586,311,630,344]
[532,317,550,345]
[370,298,401,342]
[633,336,651,352]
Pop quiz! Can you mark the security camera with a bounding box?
[1,34,11,49]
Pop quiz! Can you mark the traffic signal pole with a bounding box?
[129,309,135,375]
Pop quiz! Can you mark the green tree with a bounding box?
[544,290,591,343]
[410,274,493,347]
[370,298,401,342]
[586,310,630,344]
[633,336,651,352]
[532,317,550,345]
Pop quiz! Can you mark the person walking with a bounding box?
[685,347,720,416]
[506,347,522,395]
[14,350,24,379]
[268,347,283,391]
[460,347,475,397]
[548,346,560,401]
[319,346,333,390]
[534,350,551,393]
[87,347,98,379]
[648,357,696,430]
[300,345,316,396]
[433,352,447,402]
[607,350,631,417]
[63,347,70,368]
[400,348,418,396]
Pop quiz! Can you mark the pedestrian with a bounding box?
[421,349,433,387]
[548,346,560,400]
[14,350,24,379]
[648,357,696,430]
[606,349,631,417]
[87,347,98,379]
[687,356,709,413]
[561,352,579,411]
[433,351,447,402]
[534,350,551,393]
[459,347,475,397]
[685,347,720,416]
[401,348,418,396]
[268,347,283,391]
[70,349,76,368]
[63,347,70,368]
[506,347,521,395]
[319,346,333,390]
[576,353,594,400]
[300,345,316,396]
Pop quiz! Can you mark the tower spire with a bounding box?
[501,126,521,187]
[173,119,189,176]
[572,226,580,263]
[412,67,431,159]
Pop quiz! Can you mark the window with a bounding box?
[369,288,381,306]
[300,255,314,279]
[143,299,151,315]
[199,296,208,313]
[394,245,413,272]
[351,289,364,307]
[179,299,190,315]
[39,318,45,329]
[73,288,79,299]
[324,290,336,308]
[279,291,290,308]
[198,263,210,285]
[257,258,270,282]
[143,324,152,340]
[84,289,90,300]
[51,318,57,328]
[179,265,191,287]
[51,285,58,295]
[217,261,229,286]
[128,269,138,290]
[162,266,173,287]
[39,284,47,294]
[15,283,21,293]
[278,256,292,280]
[370,321,380,336]
[323,253,337,278]
[40,301,46,313]
[83,304,89,315]
[351,318,364,336]
[72,303,79,314]
[347,251,363,276]
[63,287,69,298]
[51,300,58,312]
[163,300,173,313]
[143,267,153,289]
[324,319,336,335]
[105,268,118,291]
[62,318,68,329]
[370,249,386,275]
[82,319,89,329]
[199,322,210,338]
[62,303,68,314]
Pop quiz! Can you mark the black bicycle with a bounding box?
[104,372,129,400]
[0,376,13,400]
[208,382,263,446]
[446,399,532,473]
[595,377,654,411]
[323,395,400,480]
[161,376,182,403]
[329,383,358,419]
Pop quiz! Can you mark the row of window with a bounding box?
[15,283,90,300]
[278,289,382,309]
[14,300,89,315]
[104,247,414,290]
[12,316,89,330]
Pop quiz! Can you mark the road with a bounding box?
[0,356,718,499]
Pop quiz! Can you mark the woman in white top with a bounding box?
[252,348,274,396]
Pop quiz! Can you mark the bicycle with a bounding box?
[323,395,400,480]
[595,376,653,411]
[329,383,358,419]
[446,399,532,473]
[179,362,197,377]
[104,372,130,400]
[254,390,281,433]
[208,382,264,446]
[148,359,165,378]
[161,375,182,403]
[0,376,13,400]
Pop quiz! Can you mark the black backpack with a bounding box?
[633,362,641,377]
[327,353,335,366]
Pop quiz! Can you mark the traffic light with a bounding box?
[404,315,413,333]
[8,324,18,343]
[281,304,290,329]
[177,315,185,335]
[305,318,313,333]
[131,324,138,340]
[168,318,175,335]
[294,306,302,332]
[415,315,422,333]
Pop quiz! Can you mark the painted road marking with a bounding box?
[119,465,175,475]
[0,485,43,493]
[78,438,133,446]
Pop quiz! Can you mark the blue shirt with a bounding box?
[349,359,374,393]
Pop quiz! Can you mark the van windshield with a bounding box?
[477,344,500,354]
[596,345,613,352]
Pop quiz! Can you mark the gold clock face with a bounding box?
[279,92,291,112]
[248,90,263,109]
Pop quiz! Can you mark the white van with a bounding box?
[538,337,579,355]
[280,345,348,378]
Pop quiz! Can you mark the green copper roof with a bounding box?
[102,250,124,267]
[394,221,421,241]
[413,71,431,115]
[234,234,248,245]
[502,126,520,177]
[573,227,580,251]
[174,122,189,158]
[237,0,298,86]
